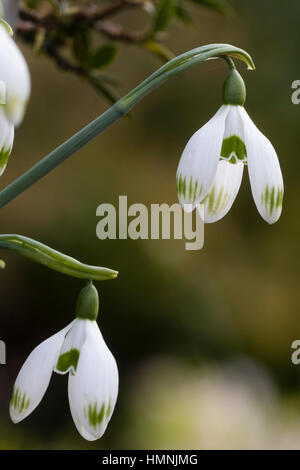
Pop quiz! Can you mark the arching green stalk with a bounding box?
[0,43,254,209]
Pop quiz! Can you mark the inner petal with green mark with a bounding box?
[10,386,30,415]
[261,185,284,215]
[220,135,247,164]
[56,348,80,374]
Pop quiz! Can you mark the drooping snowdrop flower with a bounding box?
[10,282,118,441]
[0,19,31,126]
[0,3,30,174]
[176,68,283,224]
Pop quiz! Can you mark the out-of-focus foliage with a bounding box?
[17,0,232,102]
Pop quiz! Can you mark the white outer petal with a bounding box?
[10,321,74,423]
[203,160,244,223]
[0,107,14,175]
[68,321,119,441]
[0,25,31,126]
[176,105,229,210]
[239,107,284,224]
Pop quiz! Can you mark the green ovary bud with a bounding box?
[222,69,246,106]
[75,281,99,321]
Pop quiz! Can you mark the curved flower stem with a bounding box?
[223,56,236,70]
[0,43,254,209]
[0,234,118,280]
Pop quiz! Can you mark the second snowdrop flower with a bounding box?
[10,282,118,441]
[0,21,31,126]
[0,7,31,175]
[176,67,283,224]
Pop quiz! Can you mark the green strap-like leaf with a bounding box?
[0,234,118,281]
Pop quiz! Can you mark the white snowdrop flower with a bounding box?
[10,282,119,441]
[176,68,283,224]
[0,22,31,126]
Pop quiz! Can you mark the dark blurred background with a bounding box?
[1,0,300,449]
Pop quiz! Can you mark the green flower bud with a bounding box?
[222,69,246,106]
[75,282,99,321]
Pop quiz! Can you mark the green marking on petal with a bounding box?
[221,135,247,163]
[20,394,26,413]
[276,187,284,209]
[208,186,215,213]
[182,176,186,198]
[270,186,275,215]
[261,186,283,215]
[264,185,269,211]
[176,174,181,196]
[214,187,224,213]
[193,180,198,202]
[10,387,30,414]
[87,402,106,429]
[176,174,180,196]
[0,145,12,174]
[177,175,204,204]
[106,400,112,420]
[188,176,193,200]
[56,348,80,373]
[204,187,231,216]
[221,191,229,210]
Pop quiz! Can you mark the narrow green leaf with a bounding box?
[0,235,118,281]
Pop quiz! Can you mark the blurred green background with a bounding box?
[1,0,300,449]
